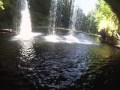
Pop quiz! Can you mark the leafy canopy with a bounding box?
[96,0,119,33]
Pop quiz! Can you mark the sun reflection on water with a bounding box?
[18,39,35,71]
[14,32,41,40]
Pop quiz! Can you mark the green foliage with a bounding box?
[96,0,119,34]
[0,0,16,29]
[56,0,73,28]
[76,10,98,34]
[86,11,98,33]
[0,1,4,10]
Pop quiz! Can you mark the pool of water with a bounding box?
[0,32,120,90]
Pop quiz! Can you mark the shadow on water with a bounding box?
[0,32,120,90]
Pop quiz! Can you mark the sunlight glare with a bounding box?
[14,32,41,40]
[76,0,98,15]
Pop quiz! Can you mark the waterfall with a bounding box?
[20,0,32,35]
[48,0,58,35]
[14,0,41,40]
[69,0,79,35]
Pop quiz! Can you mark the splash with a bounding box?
[64,35,80,43]
[44,34,98,45]
[44,35,61,43]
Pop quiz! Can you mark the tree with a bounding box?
[75,9,98,34]
[96,0,119,36]
[86,11,98,34]
[56,0,73,28]
[96,0,120,45]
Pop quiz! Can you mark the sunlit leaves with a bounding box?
[96,0,119,32]
[0,1,4,10]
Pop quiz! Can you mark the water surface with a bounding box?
[0,33,120,90]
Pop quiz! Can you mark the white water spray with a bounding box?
[14,0,41,40]
[69,0,80,35]
[48,0,58,35]
[20,0,32,35]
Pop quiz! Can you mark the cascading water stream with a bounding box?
[14,0,41,40]
[44,0,60,42]
[48,0,58,35]
[20,0,32,35]
[45,0,80,43]
[69,0,79,35]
